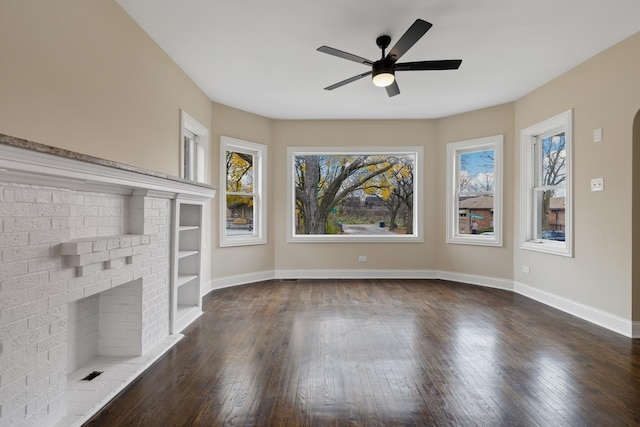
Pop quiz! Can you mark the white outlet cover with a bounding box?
[593,128,603,143]
[591,178,604,192]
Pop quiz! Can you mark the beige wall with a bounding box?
[272,119,438,271]
[211,103,275,279]
[0,0,215,286]
[514,32,640,320]
[0,0,212,176]
[435,103,515,279]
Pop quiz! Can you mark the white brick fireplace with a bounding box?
[0,135,215,427]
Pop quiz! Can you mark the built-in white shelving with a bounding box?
[171,199,206,333]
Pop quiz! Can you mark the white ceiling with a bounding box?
[116,0,640,120]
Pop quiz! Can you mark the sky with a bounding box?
[460,149,494,190]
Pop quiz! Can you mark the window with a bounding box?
[220,136,267,247]
[180,110,209,183]
[520,110,572,256]
[446,135,503,246]
[287,146,423,242]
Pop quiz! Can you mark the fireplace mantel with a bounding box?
[0,133,216,200]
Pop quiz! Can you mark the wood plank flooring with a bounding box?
[85,279,640,426]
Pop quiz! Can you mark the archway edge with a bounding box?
[632,109,640,322]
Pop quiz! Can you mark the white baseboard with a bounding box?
[207,269,506,290]
[206,270,275,295]
[203,269,637,338]
[633,322,640,339]
[274,269,511,291]
[274,269,437,280]
[514,281,635,338]
[200,279,213,297]
[435,271,513,291]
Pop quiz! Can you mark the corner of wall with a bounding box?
[633,109,640,322]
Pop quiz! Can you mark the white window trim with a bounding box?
[180,110,209,184]
[446,135,503,246]
[286,146,423,243]
[220,136,267,247]
[520,109,573,257]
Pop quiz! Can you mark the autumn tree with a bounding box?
[226,151,252,189]
[361,157,414,232]
[294,154,398,234]
[394,159,414,234]
[226,151,254,218]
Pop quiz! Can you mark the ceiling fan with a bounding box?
[317,19,462,97]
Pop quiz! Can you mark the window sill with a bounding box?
[521,240,572,257]
[220,237,267,247]
[287,234,424,243]
[447,235,502,247]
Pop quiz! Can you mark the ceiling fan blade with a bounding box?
[395,59,462,71]
[317,46,374,66]
[324,71,373,90]
[386,80,400,97]
[386,19,432,63]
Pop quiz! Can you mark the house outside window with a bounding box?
[520,110,573,256]
[446,135,503,246]
[220,136,267,247]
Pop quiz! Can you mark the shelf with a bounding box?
[176,304,198,320]
[174,304,203,333]
[176,274,198,288]
[177,250,199,259]
[172,201,204,334]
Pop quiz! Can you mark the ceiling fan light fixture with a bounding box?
[372,61,395,87]
[372,72,395,87]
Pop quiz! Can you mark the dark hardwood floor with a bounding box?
[86,279,640,426]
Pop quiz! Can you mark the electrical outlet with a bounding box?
[521,265,530,274]
[591,178,604,192]
[358,256,367,262]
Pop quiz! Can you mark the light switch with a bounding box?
[593,128,603,143]
[591,178,604,192]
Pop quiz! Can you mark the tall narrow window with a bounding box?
[520,110,572,256]
[446,135,503,246]
[183,128,198,181]
[180,110,209,184]
[220,136,267,247]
